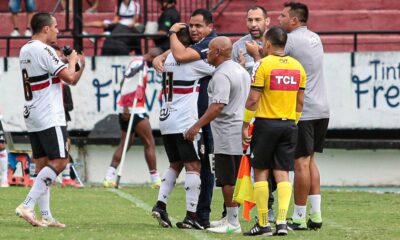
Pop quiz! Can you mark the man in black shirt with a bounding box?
[154,0,181,51]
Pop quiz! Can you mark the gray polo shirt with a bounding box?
[285,26,330,120]
[208,60,251,155]
[232,34,262,75]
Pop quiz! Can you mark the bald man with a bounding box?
[185,36,251,234]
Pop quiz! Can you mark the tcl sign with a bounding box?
[270,69,300,91]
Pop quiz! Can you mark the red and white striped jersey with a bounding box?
[159,52,214,135]
[19,40,67,132]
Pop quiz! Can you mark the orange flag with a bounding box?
[233,124,255,221]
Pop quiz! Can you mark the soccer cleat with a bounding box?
[15,204,47,227]
[176,215,204,230]
[198,219,210,229]
[152,205,172,228]
[207,221,241,234]
[243,222,273,236]
[150,178,161,189]
[268,209,275,223]
[287,218,308,230]
[275,223,288,236]
[62,179,82,188]
[210,216,227,228]
[307,212,323,230]
[41,217,66,228]
[103,179,116,188]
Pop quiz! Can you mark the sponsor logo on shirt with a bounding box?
[44,46,60,64]
[270,69,300,91]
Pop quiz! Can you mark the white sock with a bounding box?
[38,187,53,219]
[308,194,321,214]
[150,170,160,183]
[23,166,56,210]
[105,166,116,180]
[292,204,307,220]
[227,206,240,226]
[0,149,8,184]
[62,163,71,180]
[157,168,177,204]
[184,171,201,213]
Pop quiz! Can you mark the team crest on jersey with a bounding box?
[23,105,35,119]
[159,108,171,121]
[270,69,300,91]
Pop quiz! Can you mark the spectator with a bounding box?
[61,0,99,13]
[153,0,180,51]
[85,0,142,55]
[9,0,37,37]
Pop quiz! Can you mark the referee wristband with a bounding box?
[243,108,256,123]
[295,112,302,124]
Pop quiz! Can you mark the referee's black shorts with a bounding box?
[162,133,200,163]
[295,118,329,159]
[251,118,297,171]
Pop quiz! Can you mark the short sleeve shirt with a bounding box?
[208,60,251,155]
[19,40,67,132]
[155,7,181,51]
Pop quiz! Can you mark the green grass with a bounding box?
[0,186,399,240]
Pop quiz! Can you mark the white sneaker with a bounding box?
[10,29,20,37]
[210,216,227,228]
[0,182,9,187]
[41,217,66,228]
[207,221,241,234]
[24,29,32,37]
[15,204,47,227]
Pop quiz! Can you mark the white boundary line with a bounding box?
[108,188,218,240]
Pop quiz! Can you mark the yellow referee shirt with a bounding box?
[251,55,306,120]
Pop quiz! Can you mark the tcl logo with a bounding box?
[270,69,300,91]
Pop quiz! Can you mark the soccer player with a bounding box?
[185,36,250,234]
[242,26,306,236]
[151,26,214,230]
[152,8,217,228]
[103,51,162,189]
[16,12,85,227]
[278,2,330,230]
[0,113,9,187]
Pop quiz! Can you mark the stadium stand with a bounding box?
[0,0,399,56]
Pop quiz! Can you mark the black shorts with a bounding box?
[0,120,5,145]
[119,113,149,133]
[251,119,297,171]
[163,133,200,163]
[295,118,329,158]
[28,126,69,160]
[214,154,241,187]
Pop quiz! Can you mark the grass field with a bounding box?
[0,186,399,240]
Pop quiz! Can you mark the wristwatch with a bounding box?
[167,30,177,37]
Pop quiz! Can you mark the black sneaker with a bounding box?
[307,218,322,230]
[198,219,210,229]
[152,205,172,228]
[176,216,204,230]
[287,218,308,230]
[275,223,288,236]
[243,222,273,236]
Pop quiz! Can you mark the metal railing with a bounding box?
[1,30,400,72]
